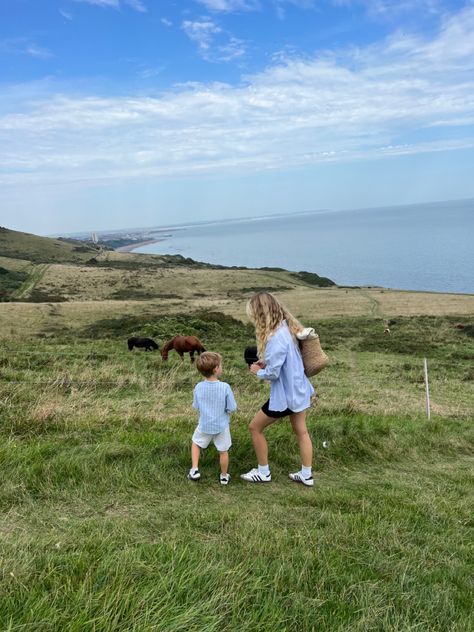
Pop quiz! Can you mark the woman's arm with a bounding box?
[254,334,288,381]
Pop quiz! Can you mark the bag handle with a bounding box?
[296,327,318,341]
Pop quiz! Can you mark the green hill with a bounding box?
[0,226,104,301]
[0,226,101,264]
[0,226,338,303]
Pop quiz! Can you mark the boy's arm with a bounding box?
[192,385,200,410]
[225,385,237,413]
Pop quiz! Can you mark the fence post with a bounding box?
[423,357,431,420]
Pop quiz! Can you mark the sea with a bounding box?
[134,199,474,294]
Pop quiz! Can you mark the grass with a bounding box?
[2,287,474,342]
[1,232,473,630]
[1,306,473,631]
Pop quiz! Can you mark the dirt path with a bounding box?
[12,264,50,299]
[360,289,383,318]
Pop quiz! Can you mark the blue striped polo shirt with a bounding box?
[192,380,237,434]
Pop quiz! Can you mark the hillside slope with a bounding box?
[0,226,101,264]
[1,225,473,325]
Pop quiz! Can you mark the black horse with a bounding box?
[127,337,159,352]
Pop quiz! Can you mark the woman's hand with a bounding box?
[250,360,265,375]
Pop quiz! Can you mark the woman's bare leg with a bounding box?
[289,411,312,467]
[249,409,276,465]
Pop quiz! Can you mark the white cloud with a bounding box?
[126,0,147,12]
[197,0,315,15]
[74,0,120,8]
[182,18,247,61]
[161,17,173,26]
[331,0,446,18]
[1,6,474,187]
[181,18,234,61]
[0,38,53,59]
[217,36,246,60]
[73,0,147,11]
[137,65,166,79]
[273,1,316,20]
[196,0,260,12]
[182,19,222,52]
[59,9,74,20]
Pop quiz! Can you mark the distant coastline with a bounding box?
[132,200,474,294]
[116,238,163,253]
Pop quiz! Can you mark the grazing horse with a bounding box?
[161,335,206,363]
[128,337,159,352]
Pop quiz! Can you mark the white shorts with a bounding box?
[192,426,232,452]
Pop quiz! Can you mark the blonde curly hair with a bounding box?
[246,292,303,357]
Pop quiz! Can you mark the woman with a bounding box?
[241,292,315,487]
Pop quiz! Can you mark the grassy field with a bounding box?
[1,306,473,631]
[1,227,473,630]
[2,280,474,341]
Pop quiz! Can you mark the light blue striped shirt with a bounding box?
[256,320,314,412]
[192,380,237,434]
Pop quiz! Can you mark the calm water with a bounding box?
[136,200,474,294]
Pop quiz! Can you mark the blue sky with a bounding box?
[1,0,474,234]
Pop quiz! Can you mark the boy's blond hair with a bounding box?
[196,351,222,378]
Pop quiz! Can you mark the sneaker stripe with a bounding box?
[241,469,271,482]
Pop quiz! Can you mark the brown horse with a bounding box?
[161,335,206,363]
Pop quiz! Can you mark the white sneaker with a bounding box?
[289,471,314,487]
[240,468,271,483]
[220,473,230,486]
[187,469,201,481]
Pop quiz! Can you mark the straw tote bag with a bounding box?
[296,327,329,377]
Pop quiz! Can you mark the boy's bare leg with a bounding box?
[249,409,277,466]
[191,442,200,470]
[219,450,229,475]
[289,411,312,467]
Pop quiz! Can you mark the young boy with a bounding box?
[188,351,237,485]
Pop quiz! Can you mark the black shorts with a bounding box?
[261,399,294,419]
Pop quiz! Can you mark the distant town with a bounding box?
[62,227,175,251]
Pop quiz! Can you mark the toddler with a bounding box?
[188,351,237,485]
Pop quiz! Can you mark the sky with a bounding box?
[1,0,474,235]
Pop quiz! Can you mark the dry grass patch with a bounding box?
[2,287,474,343]
[372,288,474,316]
[220,286,474,322]
[32,264,303,302]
